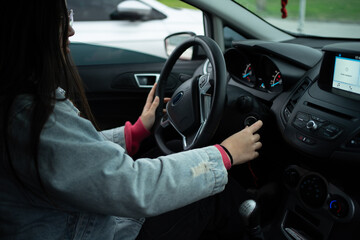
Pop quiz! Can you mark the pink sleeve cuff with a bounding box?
[215,144,232,170]
[125,117,151,156]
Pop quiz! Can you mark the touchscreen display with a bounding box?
[332,55,360,95]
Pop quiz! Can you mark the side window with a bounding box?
[67,0,204,66]
[224,26,246,50]
[68,0,166,21]
[68,0,122,21]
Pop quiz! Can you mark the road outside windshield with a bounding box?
[233,0,360,39]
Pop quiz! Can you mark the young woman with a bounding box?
[0,1,262,239]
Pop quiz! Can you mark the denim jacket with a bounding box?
[0,88,228,239]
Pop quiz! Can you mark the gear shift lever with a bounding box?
[239,199,264,240]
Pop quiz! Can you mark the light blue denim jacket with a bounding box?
[0,88,228,240]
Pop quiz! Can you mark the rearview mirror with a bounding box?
[165,32,196,60]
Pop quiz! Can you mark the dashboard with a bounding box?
[222,40,360,163]
[214,40,360,239]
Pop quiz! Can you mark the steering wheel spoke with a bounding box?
[199,74,212,94]
[160,112,171,128]
[181,121,207,150]
[198,74,213,123]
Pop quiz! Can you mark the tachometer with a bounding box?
[269,70,283,92]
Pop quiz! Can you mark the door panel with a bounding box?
[71,43,204,130]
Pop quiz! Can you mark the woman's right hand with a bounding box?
[220,120,263,166]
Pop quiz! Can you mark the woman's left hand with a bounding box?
[140,83,170,131]
[140,83,159,131]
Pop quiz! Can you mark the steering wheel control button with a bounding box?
[299,174,327,208]
[199,75,207,88]
[328,195,349,218]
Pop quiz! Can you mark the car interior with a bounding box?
[72,0,360,239]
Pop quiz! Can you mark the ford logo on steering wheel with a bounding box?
[172,91,184,106]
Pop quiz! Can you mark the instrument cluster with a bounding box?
[224,48,284,93]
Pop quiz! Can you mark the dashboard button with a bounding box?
[296,133,316,145]
[299,174,327,208]
[311,115,326,123]
[293,112,309,128]
[297,112,310,121]
[318,124,342,139]
[347,138,360,148]
[284,108,291,120]
[306,120,318,130]
[293,112,343,140]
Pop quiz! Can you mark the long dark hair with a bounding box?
[0,0,97,199]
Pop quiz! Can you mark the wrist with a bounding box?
[219,145,234,165]
[215,144,232,170]
[124,117,151,156]
[134,117,151,139]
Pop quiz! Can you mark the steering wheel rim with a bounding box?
[155,35,227,155]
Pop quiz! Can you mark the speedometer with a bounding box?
[241,63,256,86]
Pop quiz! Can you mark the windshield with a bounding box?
[233,0,360,39]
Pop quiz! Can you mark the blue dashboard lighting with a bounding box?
[271,82,280,87]
[243,72,250,78]
[329,200,337,208]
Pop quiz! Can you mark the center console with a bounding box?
[281,42,360,162]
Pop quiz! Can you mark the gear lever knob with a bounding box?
[239,199,264,240]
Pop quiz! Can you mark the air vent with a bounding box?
[284,78,312,122]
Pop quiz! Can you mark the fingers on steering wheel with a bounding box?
[150,96,160,112]
[144,83,157,111]
[148,83,157,100]
[162,97,171,113]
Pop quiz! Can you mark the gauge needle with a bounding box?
[243,73,250,78]
[271,82,280,87]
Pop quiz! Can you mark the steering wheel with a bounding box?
[154,35,227,155]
